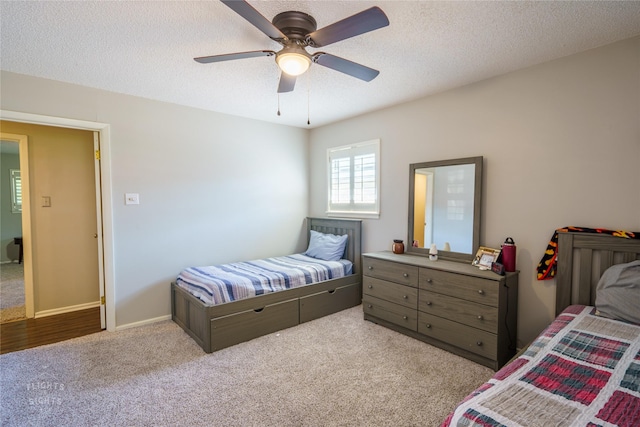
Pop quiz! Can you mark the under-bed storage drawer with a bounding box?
[210,299,299,351]
[300,283,361,323]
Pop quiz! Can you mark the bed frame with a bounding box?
[171,217,362,353]
[555,231,640,315]
[505,231,640,364]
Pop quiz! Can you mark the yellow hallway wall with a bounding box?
[0,120,99,314]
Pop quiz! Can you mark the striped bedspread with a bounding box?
[441,305,640,427]
[175,254,353,306]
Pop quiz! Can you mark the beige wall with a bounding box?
[0,121,99,313]
[309,36,640,346]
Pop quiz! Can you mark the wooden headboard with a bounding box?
[307,217,362,276]
[556,232,640,315]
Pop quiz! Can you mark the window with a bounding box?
[10,169,22,213]
[327,139,380,218]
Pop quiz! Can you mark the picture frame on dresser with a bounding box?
[472,246,501,269]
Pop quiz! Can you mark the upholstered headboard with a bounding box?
[307,217,362,276]
[555,232,640,315]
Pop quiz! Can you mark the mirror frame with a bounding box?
[407,156,483,262]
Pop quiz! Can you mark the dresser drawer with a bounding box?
[363,294,417,331]
[418,290,497,333]
[363,277,418,309]
[419,268,498,307]
[418,312,497,360]
[363,257,419,287]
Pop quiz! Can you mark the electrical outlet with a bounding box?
[125,193,139,205]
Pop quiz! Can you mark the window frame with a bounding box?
[326,139,380,219]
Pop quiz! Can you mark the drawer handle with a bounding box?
[478,289,485,295]
[403,295,408,299]
[476,341,483,346]
[425,323,431,329]
[403,273,409,278]
[254,307,265,313]
[477,315,483,320]
[425,301,432,306]
[426,278,432,283]
[403,315,408,320]
[368,266,373,270]
[367,304,373,309]
[368,285,373,289]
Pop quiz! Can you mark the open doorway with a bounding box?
[0,139,25,322]
[0,110,114,334]
[0,123,105,332]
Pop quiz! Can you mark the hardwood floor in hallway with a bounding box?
[0,307,102,354]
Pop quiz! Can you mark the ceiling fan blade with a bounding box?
[221,0,287,41]
[313,53,379,82]
[307,7,389,48]
[194,50,275,64]
[277,72,296,93]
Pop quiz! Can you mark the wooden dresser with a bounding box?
[362,251,518,370]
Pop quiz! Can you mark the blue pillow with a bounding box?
[304,230,349,261]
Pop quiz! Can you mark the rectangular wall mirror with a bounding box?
[407,156,483,262]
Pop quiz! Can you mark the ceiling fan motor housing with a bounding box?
[272,11,317,41]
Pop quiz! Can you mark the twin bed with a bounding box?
[171,217,362,353]
[442,231,640,427]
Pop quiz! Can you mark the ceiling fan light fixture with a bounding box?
[276,47,311,76]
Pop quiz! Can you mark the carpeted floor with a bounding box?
[0,263,25,323]
[0,305,494,427]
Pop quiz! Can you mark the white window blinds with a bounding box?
[327,139,380,217]
[10,169,22,213]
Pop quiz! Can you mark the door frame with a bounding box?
[1,110,115,331]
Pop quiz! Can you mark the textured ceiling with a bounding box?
[1,1,639,128]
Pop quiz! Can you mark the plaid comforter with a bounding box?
[175,254,353,306]
[441,305,640,427]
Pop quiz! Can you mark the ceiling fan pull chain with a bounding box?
[307,70,311,125]
[277,93,281,116]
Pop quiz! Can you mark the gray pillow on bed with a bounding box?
[304,230,348,261]
[595,260,640,325]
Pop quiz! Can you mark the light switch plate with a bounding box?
[125,193,139,205]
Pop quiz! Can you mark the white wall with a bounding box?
[0,72,309,327]
[309,37,640,345]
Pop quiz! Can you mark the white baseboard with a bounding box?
[35,301,100,318]
[115,314,172,331]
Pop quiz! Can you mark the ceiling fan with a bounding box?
[195,0,389,93]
